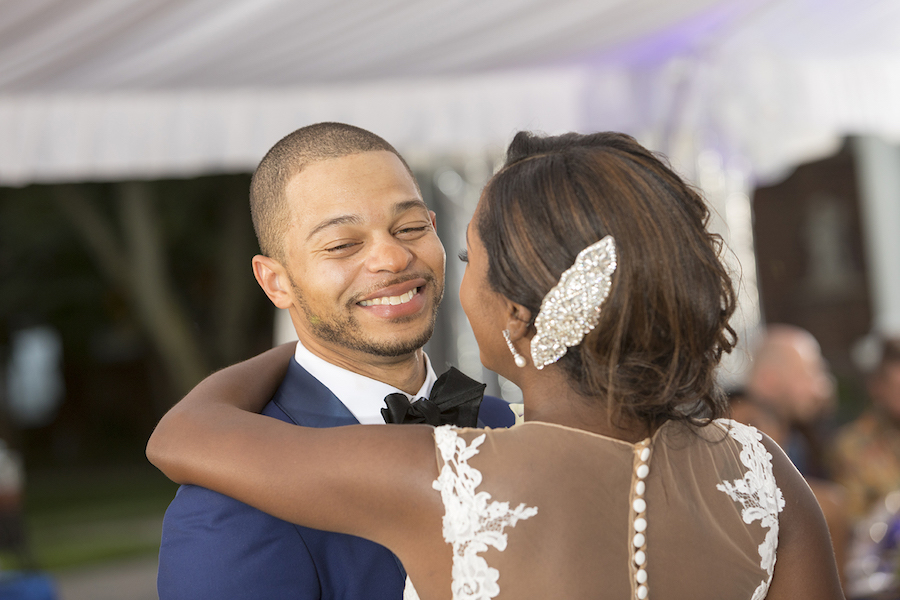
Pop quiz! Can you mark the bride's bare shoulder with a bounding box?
[760,434,844,599]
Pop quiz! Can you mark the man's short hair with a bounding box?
[250,122,417,262]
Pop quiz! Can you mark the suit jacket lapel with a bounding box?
[265,360,406,579]
[272,360,360,428]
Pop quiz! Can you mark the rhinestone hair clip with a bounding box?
[530,235,618,369]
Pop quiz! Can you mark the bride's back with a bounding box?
[433,421,774,600]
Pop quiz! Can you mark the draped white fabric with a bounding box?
[0,0,725,91]
[2,0,899,185]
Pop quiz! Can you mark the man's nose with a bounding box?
[366,236,413,273]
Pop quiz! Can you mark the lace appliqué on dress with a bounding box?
[715,420,785,600]
[433,426,538,600]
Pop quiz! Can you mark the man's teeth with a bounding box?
[360,287,418,307]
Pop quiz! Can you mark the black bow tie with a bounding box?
[381,367,486,427]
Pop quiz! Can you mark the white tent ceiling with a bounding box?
[3,0,899,186]
[0,0,732,90]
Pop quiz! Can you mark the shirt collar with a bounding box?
[293,339,438,425]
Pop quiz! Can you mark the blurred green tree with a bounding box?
[0,175,273,466]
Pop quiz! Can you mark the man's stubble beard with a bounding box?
[290,274,443,358]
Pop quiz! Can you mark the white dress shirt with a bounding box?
[293,339,439,425]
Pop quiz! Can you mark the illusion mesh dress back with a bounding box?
[407,419,781,600]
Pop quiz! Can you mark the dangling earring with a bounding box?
[503,329,527,368]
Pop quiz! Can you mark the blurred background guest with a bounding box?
[833,336,900,599]
[743,324,837,477]
[833,337,900,521]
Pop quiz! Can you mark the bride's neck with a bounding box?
[518,370,650,443]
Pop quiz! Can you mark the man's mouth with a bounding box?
[359,287,419,307]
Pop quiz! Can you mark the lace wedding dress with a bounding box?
[404,419,783,600]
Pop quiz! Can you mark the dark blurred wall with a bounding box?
[752,141,872,417]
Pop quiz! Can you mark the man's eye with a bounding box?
[457,249,468,262]
[326,242,357,252]
[396,226,429,236]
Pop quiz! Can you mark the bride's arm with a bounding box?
[172,342,295,414]
[146,345,444,554]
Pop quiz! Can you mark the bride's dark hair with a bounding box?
[477,131,737,429]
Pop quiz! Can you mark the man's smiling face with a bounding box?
[278,150,445,360]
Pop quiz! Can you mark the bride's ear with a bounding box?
[504,302,533,342]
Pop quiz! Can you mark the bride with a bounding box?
[147,131,843,599]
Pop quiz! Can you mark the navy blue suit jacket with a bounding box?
[157,360,513,599]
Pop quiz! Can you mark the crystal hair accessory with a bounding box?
[530,235,617,369]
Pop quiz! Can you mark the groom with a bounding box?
[157,122,513,599]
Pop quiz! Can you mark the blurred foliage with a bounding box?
[0,464,176,571]
[836,372,870,424]
[0,174,275,471]
[0,184,107,348]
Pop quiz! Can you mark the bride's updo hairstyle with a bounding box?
[477,131,736,428]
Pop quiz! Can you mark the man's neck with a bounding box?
[296,335,428,395]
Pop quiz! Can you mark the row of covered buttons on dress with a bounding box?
[632,439,651,600]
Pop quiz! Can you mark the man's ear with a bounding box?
[504,302,533,342]
[252,255,294,309]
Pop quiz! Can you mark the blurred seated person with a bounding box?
[730,388,849,587]
[744,324,836,477]
[833,336,900,521]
